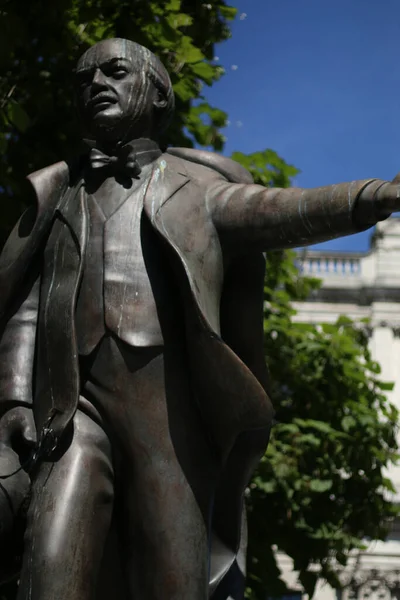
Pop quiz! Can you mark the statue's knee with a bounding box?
[73,410,112,457]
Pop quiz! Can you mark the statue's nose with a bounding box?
[91,68,108,91]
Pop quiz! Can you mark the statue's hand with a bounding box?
[0,408,33,583]
[0,406,36,451]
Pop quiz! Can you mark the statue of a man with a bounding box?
[0,38,400,600]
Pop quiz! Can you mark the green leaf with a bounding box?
[309,479,333,493]
[166,12,193,28]
[255,479,277,494]
[176,36,205,63]
[219,6,238,20]
[191,61,217,84]
[6,100,31,132]
[173,78,197,101]
[165,0,182,10]
[341,415,356,432]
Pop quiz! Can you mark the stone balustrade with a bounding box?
[298,254,362,277]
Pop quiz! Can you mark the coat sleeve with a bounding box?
[207,176,388,251]
[0,268,40,414]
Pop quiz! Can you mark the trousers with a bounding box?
[17,335,219,600]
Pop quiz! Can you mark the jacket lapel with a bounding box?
[143,155,190,226]
[57,179,88,257]
[35,183,88,437]
[144,154,223,335]
[0,162,69,321]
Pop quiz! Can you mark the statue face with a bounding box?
[76,39,153,143]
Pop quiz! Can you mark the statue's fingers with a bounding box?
[0,408,36,447]
[21,415,36,446]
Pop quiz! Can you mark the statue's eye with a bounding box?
[111,68,128,79]
[76,72,93,88]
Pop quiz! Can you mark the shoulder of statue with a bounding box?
[27,155,85,191]
[166,147,253,184]
[26,155,87,215]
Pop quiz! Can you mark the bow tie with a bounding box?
[88,144,142,178]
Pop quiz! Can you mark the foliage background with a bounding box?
[0,1,398,598]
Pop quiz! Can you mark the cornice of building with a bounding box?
[296,217,400,295]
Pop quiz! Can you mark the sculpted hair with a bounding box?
[124,39,175,136]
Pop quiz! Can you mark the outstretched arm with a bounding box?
[208,176,395,251]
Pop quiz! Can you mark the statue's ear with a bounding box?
[154,90,168,109]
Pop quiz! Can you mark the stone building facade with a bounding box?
[277,218,400,600]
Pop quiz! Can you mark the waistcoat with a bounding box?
[45,177,165,358]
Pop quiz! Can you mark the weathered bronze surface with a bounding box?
[1,38,400,599]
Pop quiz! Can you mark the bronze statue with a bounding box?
[0,38,400,600]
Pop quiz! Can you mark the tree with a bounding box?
[0,2,398,599]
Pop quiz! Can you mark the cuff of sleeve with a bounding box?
[353,179,391,228]
[0,400,33,419]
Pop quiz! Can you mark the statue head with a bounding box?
[75,38,174,148]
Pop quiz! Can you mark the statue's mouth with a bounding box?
[88,94,117,113]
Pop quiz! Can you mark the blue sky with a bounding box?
[203,0,400,251]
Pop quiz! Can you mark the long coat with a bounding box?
[0,147,381,595]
